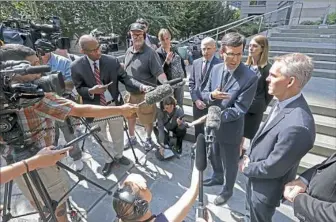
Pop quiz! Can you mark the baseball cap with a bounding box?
[129,23,146,32]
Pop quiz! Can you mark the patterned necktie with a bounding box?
[93,62,107,106]
[202,60,209,76]
[221,70,230,89]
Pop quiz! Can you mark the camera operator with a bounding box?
[154,96,187,154]
[34,39,84,171]
[135,18,160,50]
[0,44,137,222]
[112,163,214,222]
[0,146,71,184]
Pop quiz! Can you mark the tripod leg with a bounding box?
[22,174,48,222]
[2,181,12,221]
[56,162,112,195]
[78,117,115,162]
[123,118,139,163]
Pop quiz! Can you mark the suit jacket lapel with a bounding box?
[223,63,243,91]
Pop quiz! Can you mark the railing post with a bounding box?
[258,16,264,33]
[285,3,293,25]
[322,5,331,25]
[297,3,303,25]
[215,28,219,44]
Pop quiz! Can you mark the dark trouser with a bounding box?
[164,127,187,151]
[245,180,276,222]
[210,141,240,195]
[174,87,184,109]
[54,119,82,161]
[192,104,208,138]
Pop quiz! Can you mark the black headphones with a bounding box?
[113,186,149,220]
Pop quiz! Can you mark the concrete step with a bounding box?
[280,28,336,35]
[270,32,336,39]
[183,118,331,174]
[269,41,336,54]
[269,51,336,62]
[263,106,336,138]
[269,36,336,44]
[289,25,336,30]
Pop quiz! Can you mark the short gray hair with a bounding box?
[274,53,314,89]
[79,35,98,50]
[201,37,216,46]
[221,32,245,48]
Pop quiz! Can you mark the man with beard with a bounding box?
[124,22,168,151]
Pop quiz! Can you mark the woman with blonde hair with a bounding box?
[240,35,273,157]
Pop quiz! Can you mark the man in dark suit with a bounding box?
[189,37,221,138]
[232,53,316,222]
[283,152,336,222]
[71,35,150,176]
[201,32,258,205]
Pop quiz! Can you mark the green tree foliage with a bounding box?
[0,1,239,42]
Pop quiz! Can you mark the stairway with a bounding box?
[182,25,336,174]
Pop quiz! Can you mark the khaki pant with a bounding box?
[14,165,69,207]
[125,93,157,124]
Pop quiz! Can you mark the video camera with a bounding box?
[0,60,65,150]
[90,28,119,54]
[0,16,71,51]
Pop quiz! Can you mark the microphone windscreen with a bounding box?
[144,84,173,105]
[195,133,207,171]
[206,106,221,130]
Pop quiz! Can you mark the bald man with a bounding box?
[71,35,151,176]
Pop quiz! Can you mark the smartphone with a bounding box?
[103,81,113,87]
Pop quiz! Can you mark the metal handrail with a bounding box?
[322,4,331,25]
[178,2,302,46]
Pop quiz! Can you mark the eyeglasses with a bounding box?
[224,52,242,58]
[131,33,144,38]
[84,44,101,53]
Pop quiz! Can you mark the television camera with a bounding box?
[90,28,119,54]
[0,61,64,149]
[0,16,71,51]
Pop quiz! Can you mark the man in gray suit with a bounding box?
[202,32,258,205]
[71,35,151,176]
[189,37,221,138]
[232,53,316,222]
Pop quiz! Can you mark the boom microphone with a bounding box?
[164,77,184,86]
[205,106,221,130]
[139,84,173,105]
[195,134,207,171]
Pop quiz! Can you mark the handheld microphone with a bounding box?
[195,133,207,219]
[138,84,173,105]
[0,65,51,75]
[195,134,207,171]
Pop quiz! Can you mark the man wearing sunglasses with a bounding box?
[71,35,150,177]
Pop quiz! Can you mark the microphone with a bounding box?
[195,133,207,171]
[195,133,207,219]
[205,106,221,144]
[138,84,173,105]
[0,65,51,75]
[164,77,184,86]
[0,60,30,69]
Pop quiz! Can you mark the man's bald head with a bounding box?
[79,35,98,51]
[79,35,101,61]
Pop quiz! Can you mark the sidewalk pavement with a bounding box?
[0,125,298,222]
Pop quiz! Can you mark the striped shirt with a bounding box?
[0,93,75,158]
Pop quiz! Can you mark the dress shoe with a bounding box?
[230,210,246,222]
[203,179,224,187]
[102,162,113,177]
[116,156,131,165]
[72,159,84,172]
[214,193,232,206]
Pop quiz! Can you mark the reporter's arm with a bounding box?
[162,164,200,222]
[69,103,137,118]
[0,146,70,184]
